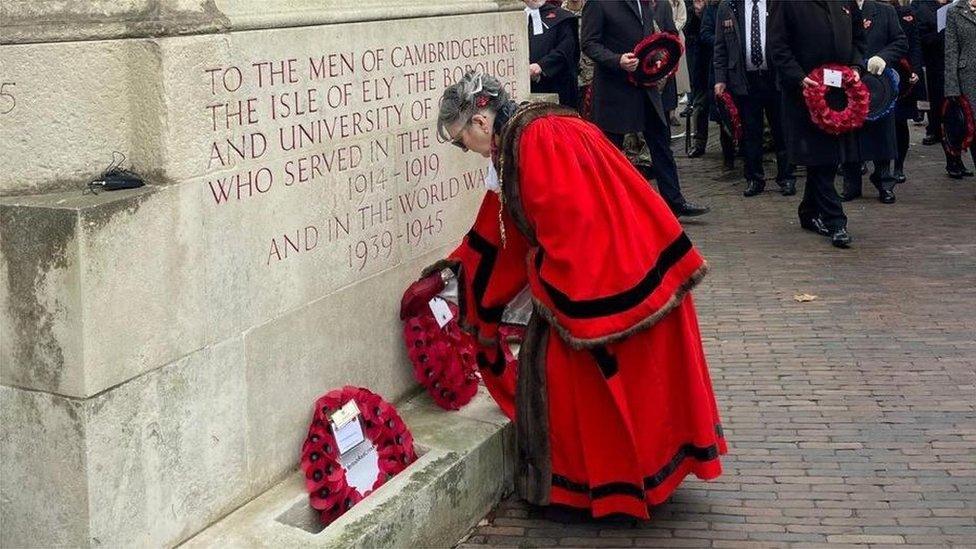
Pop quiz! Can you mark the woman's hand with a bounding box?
[399,274,447,319]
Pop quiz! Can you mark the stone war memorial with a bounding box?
[0,1,529,547]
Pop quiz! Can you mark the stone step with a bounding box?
[183,388,513,548]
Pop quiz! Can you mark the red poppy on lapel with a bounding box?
[902,15,914,22]
[863,19,872,29]
[546,11,556,18]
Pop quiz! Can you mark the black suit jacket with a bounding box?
[581,0,674,133]
[713,0,778,96]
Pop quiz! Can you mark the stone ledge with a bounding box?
[183,387,514,548]
[1,1,524,45]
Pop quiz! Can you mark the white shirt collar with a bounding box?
[525,7,545,36]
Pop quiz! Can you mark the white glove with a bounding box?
[867,56,886,76]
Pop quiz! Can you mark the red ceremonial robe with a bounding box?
[423,103,726,519]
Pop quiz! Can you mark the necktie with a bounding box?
[750,0,763,68]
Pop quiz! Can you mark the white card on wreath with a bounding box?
[331,401,366,455]
[333,418,366,455]
[823,68,843,88]
[428,296,454,328]
[340,440,380,494]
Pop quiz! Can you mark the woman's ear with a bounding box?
[472,113,490,134]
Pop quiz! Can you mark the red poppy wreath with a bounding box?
[802,64,869,136]
[715,90,743,145]
[940,95,975,157]
[402,297,480,411]
[628,31,684,89]
[300,386,417,527]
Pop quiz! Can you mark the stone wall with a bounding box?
[0,2,529,546]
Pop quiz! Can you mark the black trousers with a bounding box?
[924,65,944,138]
[605,101,685,207]
[799,164,847,231]
[842,161,894,194]
[738,72,796,184]
[895,118,910,170]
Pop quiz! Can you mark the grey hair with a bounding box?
[437,71,511,141]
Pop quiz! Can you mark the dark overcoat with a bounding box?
[528,4,581,109]
[853,0,907,161]
[894,2,924,120]
[581,0,675,133]
[767,0,868,166]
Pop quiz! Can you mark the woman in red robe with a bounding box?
[403,72,726,520]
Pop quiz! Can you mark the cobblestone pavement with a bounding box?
[458,125,976,548]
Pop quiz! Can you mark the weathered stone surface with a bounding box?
[84,336,249,547]
[0,337,249,548]
[1,6,528,547]
[183,389,514,549]
[0,39,164,195]
[0,386,89,548]
[1,183,207,398]
[0,0,523,44]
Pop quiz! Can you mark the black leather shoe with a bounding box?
[893,169,906,184]
[831,228,852,248]
[947,166,966,179]
[743,180,765,197]
[840,189,862,202]
[922,134,941,146]
[778,179,797,196]
[964,168,975,177]
[672,201,711,217]
[687,145,706,158]
[879,189,896,204]
[800,217,831,236]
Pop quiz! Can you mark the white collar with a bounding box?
[525,6,545,36]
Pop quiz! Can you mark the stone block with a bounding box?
[1,183,207,398]
[0,39,164,195]
[0,1,523,44]
[0,386,89,547]
[0,336,250,548]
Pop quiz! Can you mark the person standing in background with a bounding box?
[839,0,907,204]
[698,0,737,168]
[944,0,976,179]
[713,0,797,197]
[564,0,595,115]
[668,0,691,127]
[582,0,711,217]
[686,0,715,157]
[890,0,923,184]
[768,0,867,248]
[525,0,581,109]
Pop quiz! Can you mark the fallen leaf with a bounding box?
[793,294,818,302]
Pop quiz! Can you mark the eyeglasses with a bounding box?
[449,119,473,152]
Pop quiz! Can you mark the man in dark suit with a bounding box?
[840,0,907,204]
[582,0,710,217]
[713,0,797,197]
[768,0,867,248]
[914,0,950,146]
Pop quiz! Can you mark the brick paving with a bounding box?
[457,125,976,548]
